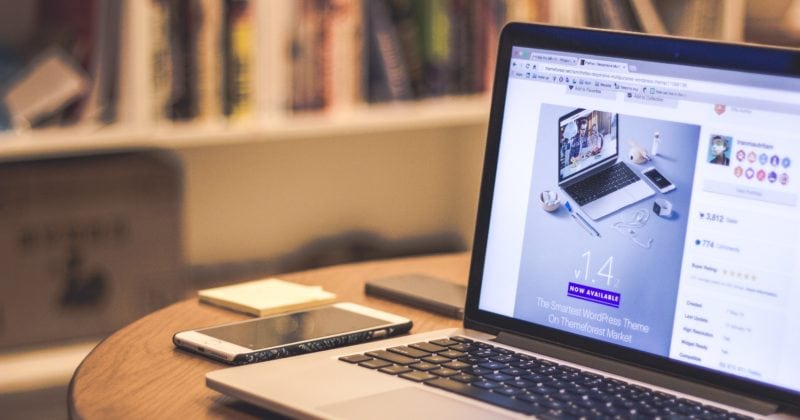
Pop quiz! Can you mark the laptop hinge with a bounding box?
[494,331,779,416]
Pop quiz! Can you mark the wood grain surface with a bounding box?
[69,252,470,419]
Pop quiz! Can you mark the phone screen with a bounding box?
[644,168,672,189]
[199,306,389,350]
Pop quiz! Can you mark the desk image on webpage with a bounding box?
[514,103,701,356]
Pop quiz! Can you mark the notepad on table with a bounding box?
[198,278,336,316]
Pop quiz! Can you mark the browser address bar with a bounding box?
[539,64,685,89]
[535,62,800,103]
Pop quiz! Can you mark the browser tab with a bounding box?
[530,52,579,66]
[578,58,628,73]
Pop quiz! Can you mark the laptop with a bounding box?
[557,108,655,220]
[207,23,800,419]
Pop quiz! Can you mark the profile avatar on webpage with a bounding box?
[708,135,731,166]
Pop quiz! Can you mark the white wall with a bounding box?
[177,122,488,265]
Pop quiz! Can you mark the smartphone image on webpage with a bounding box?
[173,302,412,365]
[641,166,676,193]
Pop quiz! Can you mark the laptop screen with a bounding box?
[558,109,618,183]
[477,41,800,396]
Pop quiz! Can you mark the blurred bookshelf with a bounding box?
[0,0,761,160]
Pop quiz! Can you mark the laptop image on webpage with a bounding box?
[206,24,800,419]
[557,108,655,220]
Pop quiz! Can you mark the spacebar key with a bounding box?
[425,378,545,416]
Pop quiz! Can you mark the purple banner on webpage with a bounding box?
[567,282,621,308]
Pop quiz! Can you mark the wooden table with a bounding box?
[69,252,469,419]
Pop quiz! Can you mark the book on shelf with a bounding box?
[325,0,363,112]
[289,0,330,111]
[222,0,254,120]
[197,0,223,121]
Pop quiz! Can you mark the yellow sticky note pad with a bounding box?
[198,278,336,316]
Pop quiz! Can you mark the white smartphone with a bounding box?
[173,302,412,365]
[641,166,676,193]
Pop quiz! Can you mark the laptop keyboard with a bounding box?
[564,162,641,206]
[339,336,752,419]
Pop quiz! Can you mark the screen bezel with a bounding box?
[465,23,800,409]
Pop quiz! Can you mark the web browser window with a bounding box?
[479,47,800,393]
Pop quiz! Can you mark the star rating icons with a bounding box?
[721,269,756,281]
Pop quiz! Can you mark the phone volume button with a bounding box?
[373,330,387,338]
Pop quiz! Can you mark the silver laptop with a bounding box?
[557,108,655,220]
[207,23,800,419]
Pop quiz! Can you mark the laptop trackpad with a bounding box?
[318,387,514,420]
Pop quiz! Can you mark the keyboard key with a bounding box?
[529,364,558,374]
[523,373,550,383]
[449,343,473,352]
[450,373,478,383]
[561,405,595,418]
[409,362,439,372]
[515,392,547,405]
[470,349,497,358]
[429,338,459,347]
[464,367,492,376]
[472,380,502,390]
[422,355,451,364]
[492,386,523,397]
[505,379,534,389]
[478,361,507,370]
[573,395,602,409]
[500,367,526,376]
[425,378,547,416]
[399,370,438,382]
[484,373,513,382]
[450,336,473,343]
[543,379,571,389]
[442,360,471,370]
[540,399,568,410]
[551,390,580,403]
[510,360,537,369]
[388,346,431,359]
[458,356,484,365]
[438,350,466,359]
[409,342,447,353]
[358,359,392,369]
[489,355,515,364]
[379,365,412,375]
[338,354,372,364]
[431,367,459,377]
[528,385,558,395]
[365,350,417,365]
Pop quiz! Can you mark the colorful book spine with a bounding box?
[223,0,254,120]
